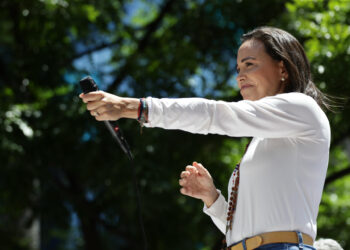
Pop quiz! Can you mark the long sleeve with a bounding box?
[144,93,329,140]
[144,92,330,244]
[203,190,228,234]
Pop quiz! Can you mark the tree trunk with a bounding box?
[79,215,102,250]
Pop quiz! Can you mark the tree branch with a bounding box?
[67,37,123,64]
[324,166,350,187]
[107,0,176,93]
[324,128,350,187]
[330,126,350,148]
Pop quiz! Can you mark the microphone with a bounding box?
[79,76,133,160]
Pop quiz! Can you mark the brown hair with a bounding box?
[241,26,333,111]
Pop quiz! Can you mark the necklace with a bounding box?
[226,140,251,234]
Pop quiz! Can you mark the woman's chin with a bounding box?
[241,91,265,101]
[241,93,257,101]
[240,88,258,101]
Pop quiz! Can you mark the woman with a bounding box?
[80,27,330,250]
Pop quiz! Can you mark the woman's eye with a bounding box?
[236,62,253,73]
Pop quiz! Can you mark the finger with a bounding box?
[95,105,112,115]
[180,171,190,178]
[81,91,104,103]
[193,162,208,175]
[97,108,120,121]
[180,187,189,195]
[181,188,196,198]
[179,178,186,186]
[95,112,111,121]
[185,165,198,174]
[86,101,105,111]
[90,110,99,117]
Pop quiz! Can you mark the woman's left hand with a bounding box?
[179,162,219,208]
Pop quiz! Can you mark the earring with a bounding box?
[281,77,285,82]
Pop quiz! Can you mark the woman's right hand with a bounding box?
[79,91,139,121]
[179,162,219,208]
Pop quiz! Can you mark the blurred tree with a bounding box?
[0,0,349,250]
[0,0,290,249]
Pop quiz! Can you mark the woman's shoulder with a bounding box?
[259,92,329,124]
[260,92,320,110]
[261,92,330,139]
[265,92,314,102]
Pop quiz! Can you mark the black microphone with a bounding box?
[79,76,133,160]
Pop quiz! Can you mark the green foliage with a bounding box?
[318,175,350,248]
[1,0,350,249]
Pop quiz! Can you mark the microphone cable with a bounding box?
[108,122,148,250]
[79,76,148,250]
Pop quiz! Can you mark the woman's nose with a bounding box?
[236,71,245,82]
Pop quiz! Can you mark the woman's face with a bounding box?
[236,39,287,101]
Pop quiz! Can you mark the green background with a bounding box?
[1,0,349,249]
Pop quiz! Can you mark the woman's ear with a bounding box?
[278,60,288,80]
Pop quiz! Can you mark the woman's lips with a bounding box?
[240,84,254,91]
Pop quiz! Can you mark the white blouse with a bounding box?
[144,92,330,245]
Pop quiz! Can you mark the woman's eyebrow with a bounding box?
[236,56,257,72]
[241,56,256,63]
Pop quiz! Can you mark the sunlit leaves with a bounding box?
[129,1,159,27]
[4,105,35,138]
[285,0,350,61]
[82,4,100,22]
[39,0,69,9]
